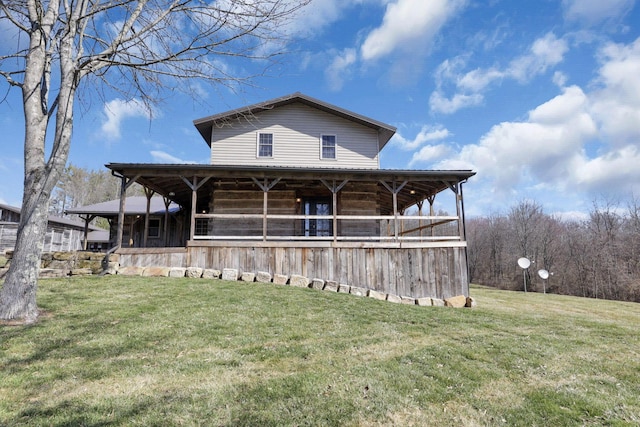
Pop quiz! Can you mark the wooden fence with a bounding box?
[0,223,85,253]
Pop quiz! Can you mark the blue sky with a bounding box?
[2,0,640,219]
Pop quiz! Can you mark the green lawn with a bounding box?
[1,276,639,426]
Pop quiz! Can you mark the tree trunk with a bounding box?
[0,198,49,323]
[0,0,69,323]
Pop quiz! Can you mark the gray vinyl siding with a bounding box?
[209,103,380,168]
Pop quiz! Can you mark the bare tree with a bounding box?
[50,164,143,216]
[467,197,640,302]
[509,200,543,258]
[0,0,311,323]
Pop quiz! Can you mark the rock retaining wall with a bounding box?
[0,250,475,308]
[113,265,475,308]
[0,250,111,279]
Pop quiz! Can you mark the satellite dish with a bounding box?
[517,257,531,269]
[538,269,549,280]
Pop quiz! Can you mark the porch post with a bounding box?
[116,176,126,249]
[143,188,154,247]
[445,181,464,240]
[332,190,338,242]
[251,177,281,241]
[163,197,171,246]
[263,183,268,241]
[380,180,408,241]
[320,179,348,243]
[427,195,436,238]
[191,177,198,241]
[459,181,467,241]
[455,185,464,240]
[80,214,96,251]
[393,190,398,240]
[460,180,470,292]
[416,200,424,239]
[114,173,140,249]
[81,215,89,251]
[181,176,211,241]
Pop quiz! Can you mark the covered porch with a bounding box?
[107,164,475,299]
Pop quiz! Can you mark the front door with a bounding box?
[303,198,332,237]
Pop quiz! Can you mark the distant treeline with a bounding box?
[467,199,640,302]
[50,164,145,228]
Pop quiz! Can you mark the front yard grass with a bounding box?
[1,276,639,426]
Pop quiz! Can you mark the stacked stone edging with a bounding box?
[0,250,111,279]
[117,264,473,308]
[0,250,476,308]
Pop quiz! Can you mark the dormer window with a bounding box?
[257,133,273,158]
[321,134,336,160]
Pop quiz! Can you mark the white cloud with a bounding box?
[457,68,504,92]
[506,33,569,82]
[360,0,466,61]
[562,0,635,25]
[286,0,344,37]
[150,150,197,164]
[284,0,389,39]
[310,0,467,89]
[409,144,453,167]
[325,48,357,91]
[391,125,451,150]
[553,71,568,87]
[554,210,590,222]
[528,85,592,125]
[435,36,640,203]
[573,145,640,191]
[437,85,597,190]
[590,37,640,146]
[430,33,568,114]
[429,91,483,115]
[101,99,149,141]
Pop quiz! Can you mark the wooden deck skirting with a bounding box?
[117,241,469,300]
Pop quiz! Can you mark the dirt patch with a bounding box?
[0,309,53,326]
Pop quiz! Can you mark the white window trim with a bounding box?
[320,134,337,160]
[256,132,274,158]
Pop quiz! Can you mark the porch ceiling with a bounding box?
[106,164,475,214]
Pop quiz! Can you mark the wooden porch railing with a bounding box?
[191,213,461,242]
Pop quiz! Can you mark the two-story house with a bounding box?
[93,93,475,299]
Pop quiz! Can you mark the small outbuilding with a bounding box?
[0,202,106,253]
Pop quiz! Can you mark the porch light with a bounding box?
[295,198,302,203]
[410,190,416,195]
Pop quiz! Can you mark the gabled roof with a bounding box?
[0,202,102,231]
[65,196,181,217]
[193,92,397,151]
[0,203,20,218]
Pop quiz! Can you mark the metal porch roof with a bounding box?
[106,163,475,215]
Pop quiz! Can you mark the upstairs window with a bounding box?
[257,133,273,158]
[321,134,336,160]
